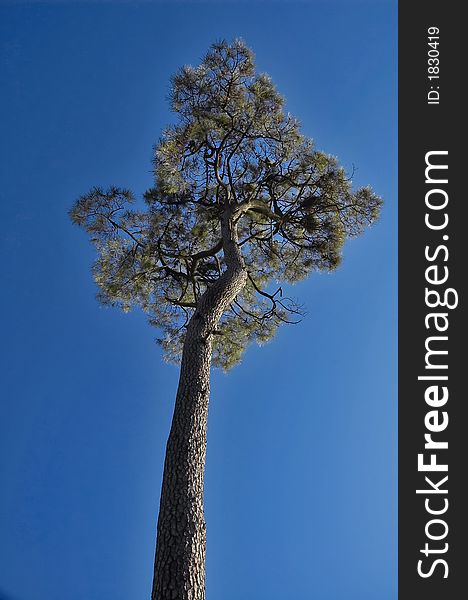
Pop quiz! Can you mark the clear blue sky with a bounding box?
[0,2,397,599]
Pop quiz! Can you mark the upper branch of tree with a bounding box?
[70,39,382,369]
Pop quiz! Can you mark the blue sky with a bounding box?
[0,2,397,599]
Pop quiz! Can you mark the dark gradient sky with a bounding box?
[0,2,397,599]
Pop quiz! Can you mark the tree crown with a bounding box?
[71,39,382,369]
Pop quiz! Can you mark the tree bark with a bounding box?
[152,212,247,600]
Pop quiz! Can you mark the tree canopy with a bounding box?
[70,39,382,370]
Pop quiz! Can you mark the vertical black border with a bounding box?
[399,2,466,598]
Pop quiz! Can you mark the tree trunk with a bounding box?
[152,212,246,600]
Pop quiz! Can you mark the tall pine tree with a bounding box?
[71,40,382,600]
